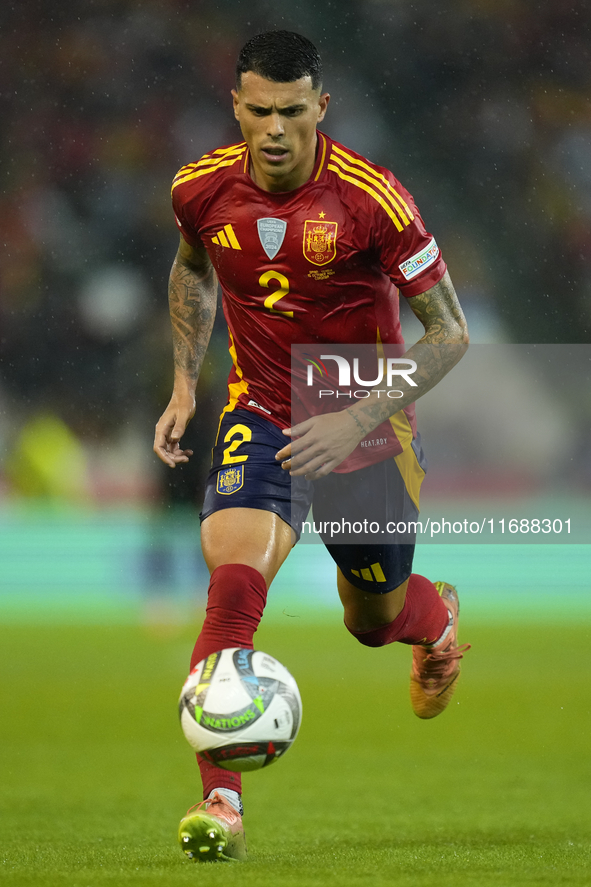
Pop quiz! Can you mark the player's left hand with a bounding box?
[276,410,366,479]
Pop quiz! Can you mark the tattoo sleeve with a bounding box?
[168,245,217,390]
[352,270,469,435]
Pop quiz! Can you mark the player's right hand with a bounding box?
[153,393,196,468]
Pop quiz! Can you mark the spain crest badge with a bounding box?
[303,220,338,266]
[216,465,244,495]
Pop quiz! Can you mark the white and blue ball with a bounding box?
[178,648,302,771]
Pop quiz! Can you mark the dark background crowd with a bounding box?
[1,0,590,505]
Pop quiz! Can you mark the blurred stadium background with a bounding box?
[0,0,590,622]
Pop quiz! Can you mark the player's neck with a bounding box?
[249,135,318,193]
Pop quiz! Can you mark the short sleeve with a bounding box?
[373,174,446,297]
[171,175,201,248]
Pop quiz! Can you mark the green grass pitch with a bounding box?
[1,616,590,886]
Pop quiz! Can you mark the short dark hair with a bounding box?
[236,31,322,91]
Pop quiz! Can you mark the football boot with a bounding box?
[178,791,247,862]
[410,581,471,719]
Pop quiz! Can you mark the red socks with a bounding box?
[191,563,268,668]
[191,563,268,798]
[346,573,449,647]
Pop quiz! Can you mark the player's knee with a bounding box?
[344,612,399,647]
[347,624,390,647]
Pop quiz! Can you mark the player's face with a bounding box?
[232,72,329,192]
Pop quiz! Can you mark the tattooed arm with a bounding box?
[351,269,469,433]
[154,236,217,467]
[277,270,469,478]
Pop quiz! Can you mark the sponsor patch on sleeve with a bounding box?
[399,237,440,281]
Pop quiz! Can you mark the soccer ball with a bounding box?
[178,648,302,771]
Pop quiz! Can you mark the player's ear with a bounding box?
[231,88,240,120]
[317,92,330,123]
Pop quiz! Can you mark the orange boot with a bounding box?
[178,791,247,862]
[410,582,471,719]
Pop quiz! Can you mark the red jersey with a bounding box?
[171,132,446,473]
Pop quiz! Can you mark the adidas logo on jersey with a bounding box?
[212,224,241,250]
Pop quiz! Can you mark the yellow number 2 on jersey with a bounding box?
[222,424,252,465]
[258,271,293,318]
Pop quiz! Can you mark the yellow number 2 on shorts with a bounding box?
[222,424,252,465]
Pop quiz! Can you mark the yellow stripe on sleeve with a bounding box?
[327,163,404,232]
[184,147,246,171]
[210,143,246,156]
[171,153,245,193]
[331,144,414,221]
[329,152,411,227]
[173,144,247,184]
[173,162,199,179]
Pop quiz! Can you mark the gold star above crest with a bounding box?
[318,211,326,219]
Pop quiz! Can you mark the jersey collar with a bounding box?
[241,131,330,193]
